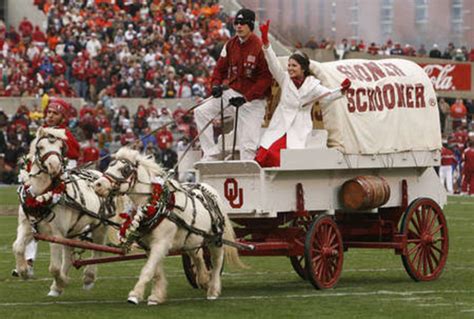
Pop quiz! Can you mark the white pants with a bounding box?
[195,89,266,160]
[439,165,453,194]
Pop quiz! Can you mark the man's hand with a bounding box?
[259,20,270,46]
[229,96,246,108]
[211,85,223,98]
[340,78,351,93]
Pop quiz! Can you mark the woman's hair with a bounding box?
[289,50,313,77]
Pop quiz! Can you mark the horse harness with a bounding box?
[20,168,120,238]
[104,157,226,249]
[30,134,68,177]
[130,180,226,250]
[103,158,139,196]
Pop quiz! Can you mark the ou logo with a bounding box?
[224,178,244,208]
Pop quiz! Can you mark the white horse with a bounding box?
[12,127,122,297]
[93,147,245,305]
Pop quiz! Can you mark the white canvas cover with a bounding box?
[277,57,442,154]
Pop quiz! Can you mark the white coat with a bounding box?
[259,45,342,150]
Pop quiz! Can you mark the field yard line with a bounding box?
[461,309,474,312]
[1,289,474,307]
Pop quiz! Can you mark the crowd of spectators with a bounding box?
[0,96,200,184]
[298,37,474,62]
[0,0,234,101]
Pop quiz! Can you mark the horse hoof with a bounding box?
[47,290,61,297]
[207,296,218,301]
[26,266,34,278]
[83,282,95,290]
[127,296,139,305]
[147,300,159,306]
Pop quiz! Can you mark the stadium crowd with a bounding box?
[0,0,473,195]
[1,0,233,100]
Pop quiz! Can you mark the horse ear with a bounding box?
[37,127,44,136]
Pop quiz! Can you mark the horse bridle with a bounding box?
[31,135,67,177]
[103,158,139,195]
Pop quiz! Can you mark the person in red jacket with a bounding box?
[194,8,272,161]
[440,143,457,194]
[43,97,80,168]
[461,141,474,195]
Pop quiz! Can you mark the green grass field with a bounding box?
[0,189,473,318]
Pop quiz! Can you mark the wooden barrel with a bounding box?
[340,176,390,210]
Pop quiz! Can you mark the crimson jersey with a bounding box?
[212,33,272,101]
[441,147,457,166]
[463,148,474,172]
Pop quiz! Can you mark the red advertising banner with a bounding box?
[419,63,472,91]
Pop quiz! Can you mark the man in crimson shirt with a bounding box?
[194,8,272,161]
[461,141,474,195]
[440,143,457,194]
[43,98,80,168]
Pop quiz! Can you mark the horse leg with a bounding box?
[83,226,107,290]
[147,260,167,306]
[12,206,35,279]
[206,245,225,300]
[128,240,170,305]
[59,245,73,290]
[48,243,67,297]
[188,249,210,289]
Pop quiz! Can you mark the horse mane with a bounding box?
[28,127,67,158]
[115,147,166,177]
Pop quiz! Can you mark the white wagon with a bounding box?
[194,58,448,289]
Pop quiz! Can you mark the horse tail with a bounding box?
[198,182,248,269]
[222,212,249,269]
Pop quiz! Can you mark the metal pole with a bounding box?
[33,233,126,255]
[173,105,231,171]
[72,253,148,269]
[220,95,225,159]
[231,106,239,160]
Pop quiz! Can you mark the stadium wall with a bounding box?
[0,97,196,116]
[6,0,46,30]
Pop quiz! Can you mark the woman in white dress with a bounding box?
[255,20,351,167]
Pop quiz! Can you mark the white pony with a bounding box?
[93,147,245,305]
[12,127,122,296]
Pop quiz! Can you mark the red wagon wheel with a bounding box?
[289,215,313,280]
[182,248,213,289]
[304,215,344,289]
[401,198,449,281]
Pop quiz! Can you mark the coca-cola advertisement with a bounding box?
[419,63,472,91]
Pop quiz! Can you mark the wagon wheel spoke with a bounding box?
[407,228,421,240]
[431,244,444,255]
[407,242,422,255]
[428,247,440,265]
[426,209,438,233]
[409,215,422,235]
[421,206,429,232]
[429,224,444,237]
[412,243,423,268]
